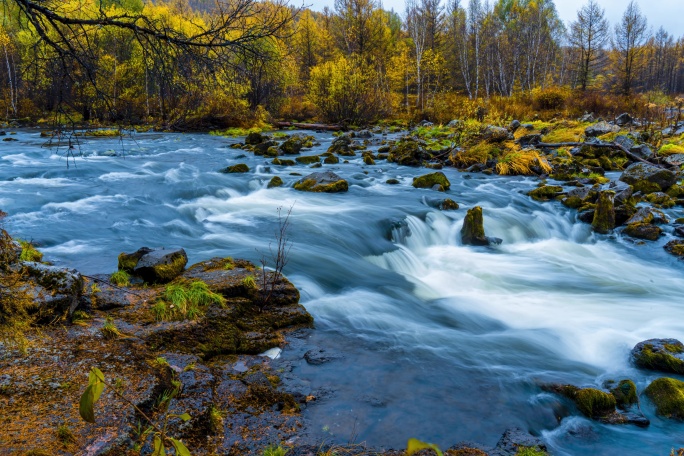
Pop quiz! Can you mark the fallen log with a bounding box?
[275,121,344,131]
[536,141,674,169]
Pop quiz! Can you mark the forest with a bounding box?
[0,0,681,129]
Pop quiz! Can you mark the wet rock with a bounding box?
[461,206,500,246]
[517,134,542,147]
[386,178,400,185]
[644,377,684,420]
[619,162,677,192]
[645,192,675,208]
[280,137,303,155]
[591,191,615,234]
[413,172,450,190]
[665,240,684,258]
[221,163,249,173]
[355,130,373,138]
[129,247,188,284]
[630,144,653,160]
[616,113,633,127]
[440,199,459,210]
[245,132,264,145]
[272,158,296,166]
[267,176,283,188]
[388,138,431,166]
[23,262,83,317]
[489,428,547,456]
[667,184,684,198]
[631,338,684,374]
[625,207,668,225]
[327,135,357,156]
[363,155,376,165]
[585,121,619,137]
[483,125,513,142]
[623,223,662,241]
[294,171,348,193]
[323,154,339,164]
[295,155,321,165]
[304,349,341,365]
[509,119,521,131]
[253,140,278,155]
[529,185,563,202]
[663,154,684,167]
[608,379,638,410]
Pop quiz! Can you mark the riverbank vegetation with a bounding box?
[0,0,681,130]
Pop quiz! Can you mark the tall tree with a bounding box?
[569,0,609,91]
[613,0,649,95]
[406,0,427,108]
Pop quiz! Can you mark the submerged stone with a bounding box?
[267,176,283,188]
[222,163,249,173]
[412,172,451,190]
[528,185,563,202]
[440,198,459,210]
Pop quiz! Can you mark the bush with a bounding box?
[532,86,568,111]
[109,270,130,287]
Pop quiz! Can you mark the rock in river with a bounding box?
[631,338,684,374]
[118,247,188,283]
[294,171,348,193]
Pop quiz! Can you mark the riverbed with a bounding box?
[2,129,683,455]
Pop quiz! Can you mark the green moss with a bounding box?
[323,154,339,164]
[665,344,684,354]
[389,140,429,166]
[18,240,42,262]
[224,163,249,173]
[646,192,675,208]
[623,223,662,241]
[293,178,348,193]
[149,253,187,283]
[272,158,296,166]
[265,146,279,157]
[562,195,583,209]
[117,251,142,272]
[441,199,459,210]
[110,270,130,287]
[267,176,283,188]
[364,155,376,165]
[633,181,662,194]
[386,178,400,185]
[528,185,563,201]
[610,380,638,410]
[461,206,487,245]
[658,144,684,155]
[667,184,684,198]
[634,343,684,374]
[574,388,616,418]
[412,172,451,190]
[592,191,615,234]
[295,155,321,164]
[644,377,684,419]
[516,448,548,456]
[245,131,264,145]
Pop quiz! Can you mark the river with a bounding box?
[1,129,683,455]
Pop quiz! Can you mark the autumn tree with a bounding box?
[613,0,649,95]
[569,0,610,91]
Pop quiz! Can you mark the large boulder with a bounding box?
[644,377,684,420]
[388,139,431,166]
[24,262,84,318]
[623,223,662,241]
[616,113,633,127]
[412,172,450,191]
[665,240,684,258]
[461,206,501,246]
[327,136,357,156]
[279,137,303,155]
[293,171,348,193]
[483,125,513,142]
[529,185,563,202]
[591,191,615,234]
[119,247,188,283]
[585,121,619,137]
[631,339,684,374]
[245,132,264,145]
[619,162,677,193]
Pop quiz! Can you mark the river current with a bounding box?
[2,129,683,455]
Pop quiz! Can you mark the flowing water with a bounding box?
[2,129,683,455]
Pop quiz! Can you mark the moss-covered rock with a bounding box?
[323,154,339,164]
[528,185,563,202]
[295,155,321,165]
[666,184,684,198]
[609,380,638,410]
[619,162,677,192]
[645,192,676,208]
[460,206,497,246]
[118,247,152,272]
[644,377,684,420]
[386,178,400,185]
[591,191,615,234]
[665,240,684,258]
[267,176,283,188]
[253,140,277,155]
[363,155,376,165]
[245,132,264,145]
[272,158,296,166]
[327,135,357,156]
[134,248,188,284]
[631,338,684,374]
[623,223,662,241]
[388,139,431,166]
[265,146,280,157]
[412,172,451,190]
[293,171,348,193]
[221,163,249,173]
[279,138,303,155]
[440,199,459,210]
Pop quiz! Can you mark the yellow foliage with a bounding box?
[451,142,500,167]
[496,149,553,176]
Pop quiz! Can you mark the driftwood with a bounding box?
[275,121,344,131]
[535,141,672,169]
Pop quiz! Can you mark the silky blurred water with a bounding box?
[1,129,683,454]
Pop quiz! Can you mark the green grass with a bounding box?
[153,280,226,321]
[100,316,121,339]
[516,447,548,456]
[242,275,257,289]
[56,423,75,446]
[71,310,91,326]
[209,127,267,137]
[109,270,130,287]
[263,445,288,456]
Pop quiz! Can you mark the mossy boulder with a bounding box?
[267,176,283,188]
[327,136,357,156]
[483,125,513,142]
[585,121,619,137]
[245,132,264,145]
[119,247,188,284]
[221,163,249,173]
[388,139,431,166]
[461,206,500,246]
[644,377,684,420]
[619,162,677,192]
[666,184,684,198]
[323,154,340,164]
[363,155,376,165]
[609,380,639,410]
[294,171,348,193]
[253,140,277,155]
[631,339,684,374]
[665,240,684,258]
[24,262,84,318]
[591,191,615,234]
[272,158,296,166]
[413,172,451,190]
[386,178,400,185]
[625,206,668,225]
[623,223,662,241]
[528,185,563,202]
[265,146,280,157]
[279,138,303,155]
[295,155,321,165]
[440,199,459,210]
[645,192,676,208]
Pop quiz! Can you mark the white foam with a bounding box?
[43,195,127,213]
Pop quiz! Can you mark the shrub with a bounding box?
[110,270,130,287]
[155,280,225,320]
[532,86,568,111]
[100,316,120,339]
[496,150,552,175]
